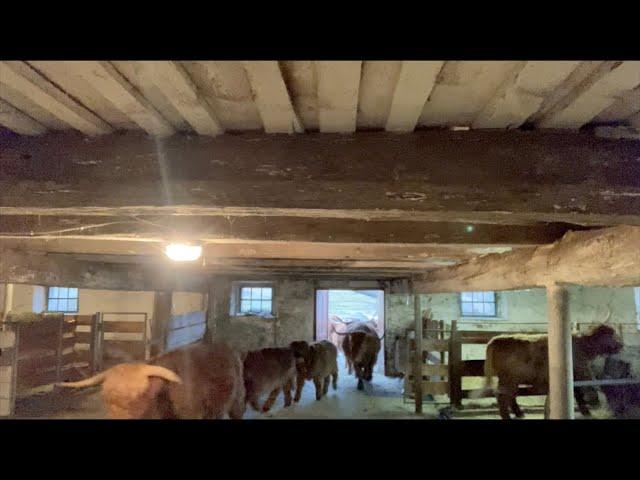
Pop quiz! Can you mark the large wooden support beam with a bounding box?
[413,225,640,292]
[0,249,207,292]
[413,293,423,414]
[546,283,574,419]
[2,131,640,226]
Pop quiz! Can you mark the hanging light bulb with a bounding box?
[164,243,203,262]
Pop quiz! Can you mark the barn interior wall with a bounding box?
[212,277,315,352]
[0,285,205,341]
[385,286,640,376]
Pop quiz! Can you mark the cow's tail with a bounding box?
[468,342,495,400]
[56,364,181,389]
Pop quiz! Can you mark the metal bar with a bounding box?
[574,378,640,387]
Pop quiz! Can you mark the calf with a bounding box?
[482,324,623,420]
[243,347,297,412]
[343,322,382,391]
[600,356,640,419]
[57,342,246,419]
[290,340,338,401]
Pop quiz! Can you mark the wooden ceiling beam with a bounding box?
[1,130,639,227]
[473,61,580,129]
[412,226,640,292]
[70,61,175,136]
[0,61,112,135]
[136,61,223,136]
[0,99,47,135]
[385,61,443,132]
[316,61,362,133]
[243,61,303,133]
[536,61,640,129]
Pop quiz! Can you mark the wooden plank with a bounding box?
[0,98,47,135]
[243,61,303,133]
[422,339,449,352]
[461,386,538,398]
[422,364,449,376]
[74,315,95,325]
[0,61,112,135]
[414,226,640,292]
[449,320,463,408]
[136,61,223,136]
[422,381,450,396]
[73,331,92,344]
[2,130,639,227]
[102,340,146,360]
[102,321,146,334]
[17,369,59,389]
[316,61,362,133]
[17,353,58,374]
[69,61,174,136]
[473,61,580,128]
[538,61,640,129]
[386,61,443,132]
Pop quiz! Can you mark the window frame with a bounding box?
[46,286,80,314]
[232,282,276,317]
[459,291,498,319]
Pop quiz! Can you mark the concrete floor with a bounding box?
[9,354,616,420]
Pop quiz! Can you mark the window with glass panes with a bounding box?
[239,286,273,315]
[460,291,497,317]
[47,287,79,313]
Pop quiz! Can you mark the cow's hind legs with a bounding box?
[323,376,330,396]
[574,388,591,417]
[283,379,293,407]
[294,373,305,403]
[332,370,338,390]
[262,387,281,412]
[511,398,525,419]
[313,377,323,400]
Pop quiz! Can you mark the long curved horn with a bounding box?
[603,307,612,324]
[56,372,107,388]
[142,365,182,384]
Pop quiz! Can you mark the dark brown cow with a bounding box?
[57,342,246,419]
[342,322,382,391]
[482,324,623,420]
[243,346,297,413]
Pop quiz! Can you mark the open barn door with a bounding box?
[315,289,385,374]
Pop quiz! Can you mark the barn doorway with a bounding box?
[315,289,385,374]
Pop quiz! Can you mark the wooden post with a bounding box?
[448,320,462,409]
[55,316,64,384]
[414,293,423,413]
[546,283,574,419]
[152,292,173,356]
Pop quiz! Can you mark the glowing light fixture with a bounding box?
[465,225,475,233]
[164,243,203,262]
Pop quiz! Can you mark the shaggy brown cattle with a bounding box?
[342,322,382,391]
[57,342,246,419]
[291,340,338,401]
[599,356,640,419]
[482,324,623,420]
[243,347,297,412]
[290,340,311,402]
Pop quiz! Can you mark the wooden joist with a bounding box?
[137,61,223,136]
[70,61,175,136]
[316,61,362,133]
[0,61,112,135]
[0,99,47,135]
[243,61,303,134]
[385,61,443,132]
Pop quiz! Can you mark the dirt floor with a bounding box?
[8,354,616,420]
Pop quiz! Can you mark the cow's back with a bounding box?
[152,342,244,418]
[486,335,548,386]
[309,340,338,377]
[244,347,296,396]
